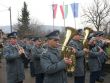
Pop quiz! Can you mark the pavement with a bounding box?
[0,59,110,83]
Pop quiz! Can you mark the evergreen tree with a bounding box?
[18,2,30,38]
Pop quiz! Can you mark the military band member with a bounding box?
[24,36,34,68]
[3,32,25,83]
[40,30,72,83]
[0,43,3,68]
[31,36,44,83]
[0,43,3,63]
[68,29,89,83]
[94,31,109,82]
[24,36,36,77]
[88,37,104,83]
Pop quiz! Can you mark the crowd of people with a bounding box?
[0,27,109,83]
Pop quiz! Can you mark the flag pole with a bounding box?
[52,2,54,31]
[74,17,76,29]
[74,2,76,29]
[63,1,65,27]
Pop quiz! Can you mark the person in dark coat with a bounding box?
[94,31,109,82]
[23,36,34,69]
[3,32,25,83]
[24,36,35,77]
[40,30,72,83]
[88,37,104,83]
[68,29,89,83]
[31,36,44,83]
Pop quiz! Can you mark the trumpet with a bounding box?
[100,38,110,44]
[16,43,27,58]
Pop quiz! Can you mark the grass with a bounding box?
[106,46,110,58]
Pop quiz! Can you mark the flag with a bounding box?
[60,5,64,19]
[52,4,58,18]
[64,5,68,19]
[71,3,79,17]
[60,5,68,19]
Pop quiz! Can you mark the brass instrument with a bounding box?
[16,43,27,58]
[100,38,110,44]
[61,27,77,73]
[83,27,93,48]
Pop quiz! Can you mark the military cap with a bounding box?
[76,29,83,35]
[45,30,60,39]
[87,33,95,40]
[94,31,104,36]
[33,36,42,41]
[7,32,17,38]
[24,35,34,40]
[88,37,96,44]
[90,37,96,41]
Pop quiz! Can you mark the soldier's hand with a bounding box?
[19,49,24,55]
[64,58,72,65]
[18,50,22,55]
[98,46,104,53]
[71,47,76,53]
[83,48,89,53]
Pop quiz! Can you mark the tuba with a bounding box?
[83,27,93,48]
[61,27,77,73]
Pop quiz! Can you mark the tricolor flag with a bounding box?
[71,3,79,18]
[60,5,68,19]
[52,4,58,19]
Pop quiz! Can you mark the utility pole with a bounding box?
[9,7,12,33]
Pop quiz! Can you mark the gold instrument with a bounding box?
[61,27,77,73]
[100,38,110,44]
[83,27,93,48]
[16,43,27,58]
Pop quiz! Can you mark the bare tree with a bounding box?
[13,19,43,36]
[29,19,43,36]
[83,0,110,31]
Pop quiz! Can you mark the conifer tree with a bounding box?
[18,2,30,38]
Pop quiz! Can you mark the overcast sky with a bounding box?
[0,0,95,31]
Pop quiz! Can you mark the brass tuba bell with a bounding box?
[83,27,93,48]
[61,27,77,73]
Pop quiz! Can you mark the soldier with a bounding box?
[3,32,25,83]
[88,37,104,83]
[68,29,89,83]
[0,43,3,68]
[0,43,3,63]
[24,35,35,76]
[23,36,33,68]
[94,31,109,82]
[40,30,72,83]
[31,36,44,83]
